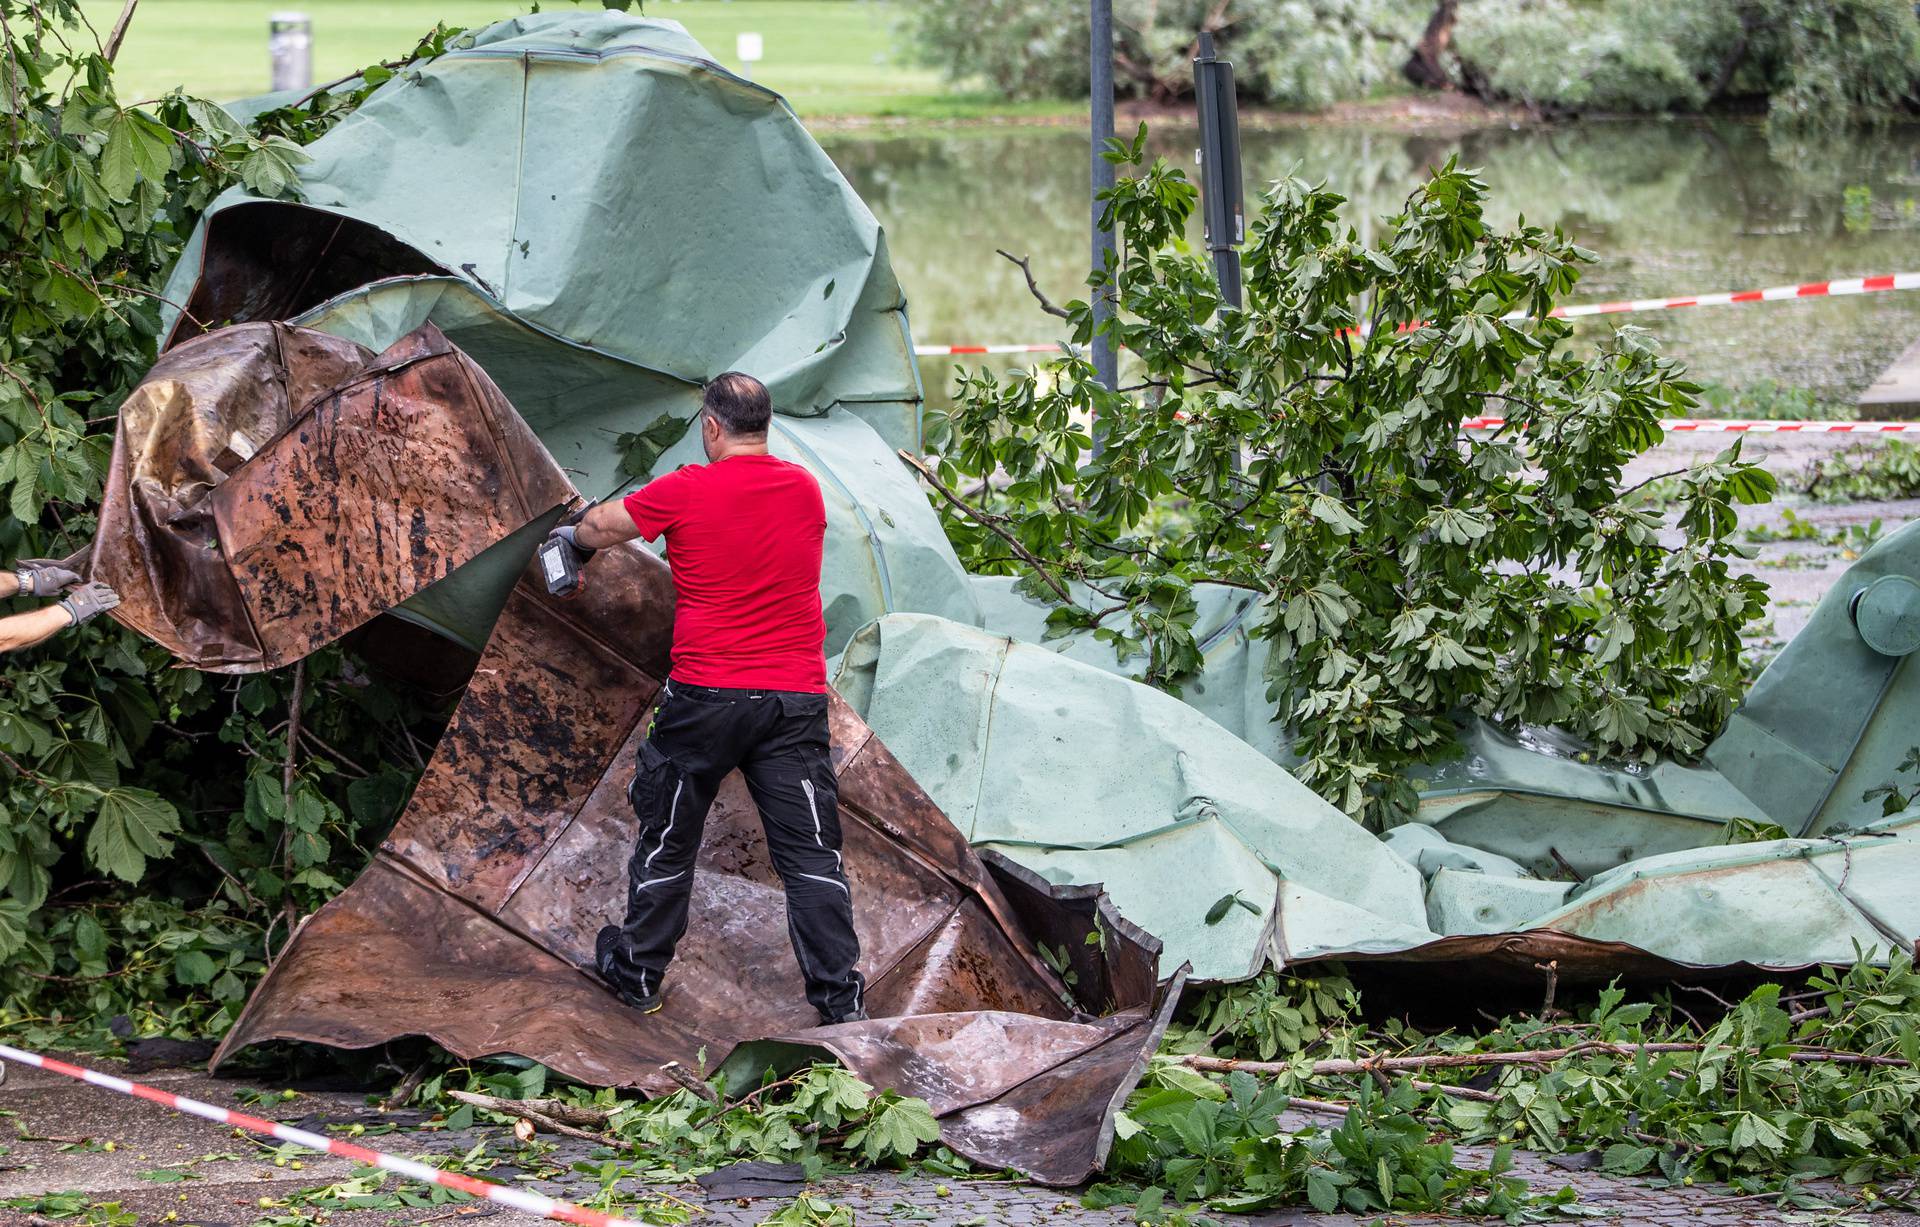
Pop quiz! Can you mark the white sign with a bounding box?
[737,31,764,64]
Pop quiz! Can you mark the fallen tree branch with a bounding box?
[898,449,1078,606]
[659,1061,722,1106]
[996,249,1070,320]
[1185,1039,1912,1078]
[444,1089,624,1148]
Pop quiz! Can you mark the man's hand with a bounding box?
[550,525,596,564]
[58,581,120,626]
[539,525,596,598]
[14,560,82,597]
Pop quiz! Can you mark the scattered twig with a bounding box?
[1545,846,1584,883]
[1677,982,1736,1012]
[659,1061,721,1106]
[196,843,264,911]
[996,249,1071,320]
[1183,1039,1912,1077]
[445,1090,622,1149]
[279,659,306,933]
[298,726,369,778]
[898,449,1077,606]
[382,1059,433,1110]
[1537,959,1559,1018]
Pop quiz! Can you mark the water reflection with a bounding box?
[822,120,1920,403]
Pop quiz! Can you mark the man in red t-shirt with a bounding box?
[547,372,865,1024]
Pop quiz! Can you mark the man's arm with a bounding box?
[0,571,18,600]
[572,500,645,551]
[0,605,74,652]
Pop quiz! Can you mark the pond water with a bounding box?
[822,119,1920,408]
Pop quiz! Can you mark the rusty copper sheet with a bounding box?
[99,322,1176,1184]
[94,323,573,672]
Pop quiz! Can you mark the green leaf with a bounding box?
[615,414,695,480]
[1204,893,1235,925]
[1306,1168,1340,1214]
[85,788,183,883]
[1309,494,1364,536]
[847,1095,940,1162]
[173,949,217,986]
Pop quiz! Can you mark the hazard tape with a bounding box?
[911,271,1920,356]
[0,1043,645,1227]
[1460,418,1920,433]
[1538,272,1920,320]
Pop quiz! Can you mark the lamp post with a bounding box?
[1192,32,1244,312]
[1090,0,1118,419]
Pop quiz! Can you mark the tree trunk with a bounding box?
[1403,0,1460,91]
[1706,3,1759,107]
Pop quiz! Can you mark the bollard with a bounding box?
[736,31,763,80]
[269,12,312,93]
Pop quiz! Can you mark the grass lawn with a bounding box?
[81,0,1073,119]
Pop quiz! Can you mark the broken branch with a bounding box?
[898,449,1077,607]
[659,1060,722,1106]
[996,249,1071,320]
[444,1089,624,1148]
[1184,1039,1911,1077]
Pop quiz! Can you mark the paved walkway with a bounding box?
[3,1056,1914,1226]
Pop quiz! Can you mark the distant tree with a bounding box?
[1403,0,1459,90]
[900,0,1421,110]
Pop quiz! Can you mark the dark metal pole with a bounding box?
[1192,32,1244,311]
[1090,0,1118,413]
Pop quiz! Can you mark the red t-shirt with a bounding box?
[623,454,828,693]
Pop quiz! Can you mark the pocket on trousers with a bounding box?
[776,692,828,719]
[627,741,678,836]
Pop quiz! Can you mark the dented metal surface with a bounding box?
[98,322,1174,1185]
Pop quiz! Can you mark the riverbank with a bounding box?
[86,0,1526,130]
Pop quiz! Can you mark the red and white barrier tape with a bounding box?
[1538,271,1920,320]
[912,271,1920,356]
[0,1043,644,1227]
[1460,417,1920,433]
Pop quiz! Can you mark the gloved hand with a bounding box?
[549,524,596,562]
[539,524,596,598]
[58,581,120,626]
[14,560,82,597]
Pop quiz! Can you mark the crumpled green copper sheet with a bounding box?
[161,12,920,436]
[835,610,1920,980]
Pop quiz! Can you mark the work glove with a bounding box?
[14,560,82,597]
[540,524,596,598]
[58,582,120,627]
[550,524,596,562]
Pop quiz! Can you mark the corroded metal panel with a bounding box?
[99,321,1172,1185]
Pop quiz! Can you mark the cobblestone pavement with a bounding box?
[3,1058,1917,1227]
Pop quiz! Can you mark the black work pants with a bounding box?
[598,679,865,1021]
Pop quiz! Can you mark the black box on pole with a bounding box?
[1193,31,1244,309]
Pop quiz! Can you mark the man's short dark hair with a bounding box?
[703,372,772,436]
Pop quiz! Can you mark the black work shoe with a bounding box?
[820,1005,869,1026]
[594,925,664,1014]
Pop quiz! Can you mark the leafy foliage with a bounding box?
[924,133,1772,824]
[435,1061,946,1181]
[0,1,448,1033]
[1454,0,1920,124]
[1800,439,1920,503]
[900,0,1423,108]
[1103,954,1920,1218]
